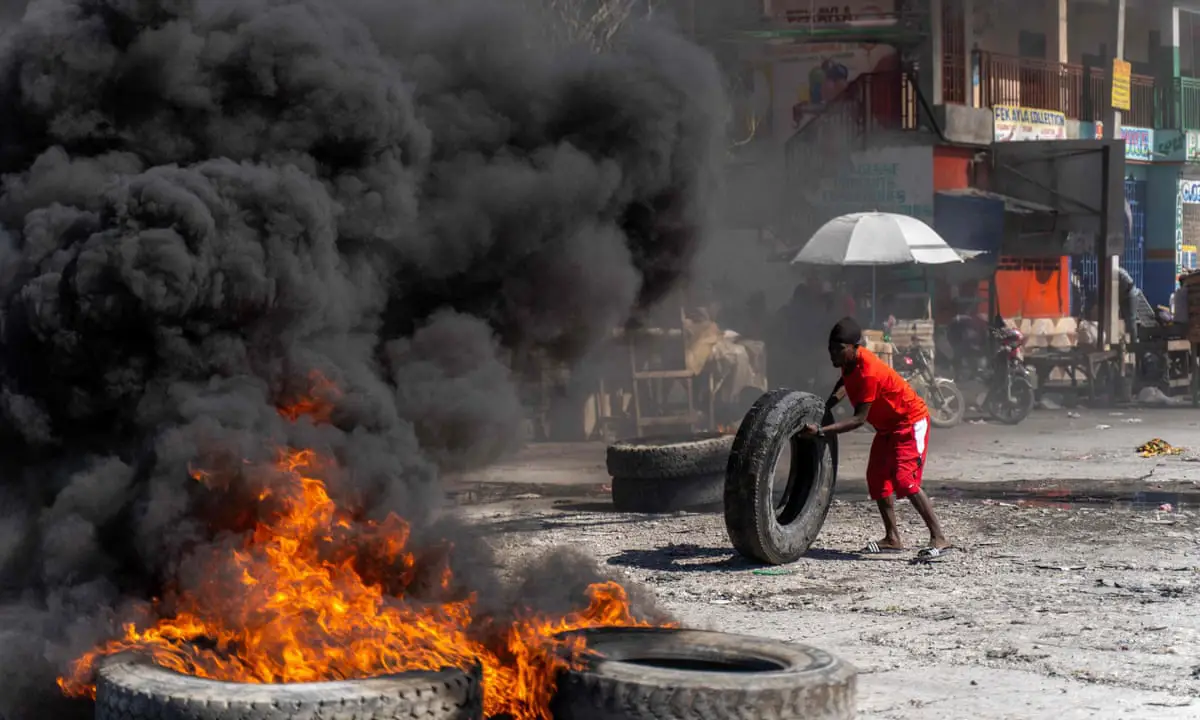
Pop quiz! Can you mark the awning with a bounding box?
[935,188,1058,216]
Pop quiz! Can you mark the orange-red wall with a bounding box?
[993,258,1070,318]
[933,146,973,191]
[933,146,1068,319]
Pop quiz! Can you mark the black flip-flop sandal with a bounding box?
[859,541,905,555]
[914,546,959,562]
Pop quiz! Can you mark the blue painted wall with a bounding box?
[1144,164,1181,308]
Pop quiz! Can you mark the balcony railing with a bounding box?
[975,51,1156,128]
[976,51,1086,118]
[783,70,918,237]
[1169,76,1200,129]
[943,54,966,104]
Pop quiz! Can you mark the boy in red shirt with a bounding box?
[800,317,953,559]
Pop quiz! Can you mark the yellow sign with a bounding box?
[1111,58,1131,111]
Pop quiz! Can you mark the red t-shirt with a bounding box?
[842,348,928,432]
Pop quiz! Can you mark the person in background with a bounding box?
[1170,273,1190,327]
[801,316,954,560]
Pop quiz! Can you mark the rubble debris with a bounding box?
[1136,438,1185,458]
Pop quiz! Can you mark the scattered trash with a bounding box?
[1034,564,1086,571]
[1137,438,1185,458]
[752,568,795,576]
[512,492,542,500]
[1124,417,1143,424]
[1067,411,1081,418]
[1096,424,1111,430]
[709,599,732,605]
[1159,503,1175,512]
[968,419,988,425]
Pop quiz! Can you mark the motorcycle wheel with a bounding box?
[926,378,966,429]
[986,377,1035,425]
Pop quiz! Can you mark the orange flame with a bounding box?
[277,371,342,424]
[57,379,663,719]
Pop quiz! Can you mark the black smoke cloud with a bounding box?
[0,0,724,715]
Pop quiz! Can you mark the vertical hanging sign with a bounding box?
[1111,58,1131,111]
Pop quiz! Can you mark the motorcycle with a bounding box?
[895,340,966,429]
[982,325,1037,424]
[947,315,1036,424]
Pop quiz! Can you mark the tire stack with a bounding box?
[605,433,734,513]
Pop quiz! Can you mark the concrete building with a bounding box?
[741,0,1200,321]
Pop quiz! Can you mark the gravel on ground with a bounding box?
[464,492,1200,719]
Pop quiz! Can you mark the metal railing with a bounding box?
[783,70,918,165]
[1169,76,1200,129]
[975,51,1157,127]
[943,54,966,104]
[976,51,1085,118]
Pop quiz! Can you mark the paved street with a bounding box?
[454,407,1200,497]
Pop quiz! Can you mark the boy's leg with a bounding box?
[866,431,903,548]
[908,490,950,549]
[874,496,903,547]
[895,418,951,549]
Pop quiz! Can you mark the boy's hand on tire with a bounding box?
[799,423,820,436]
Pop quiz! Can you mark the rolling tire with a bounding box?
[95,660,482,720]
[605,433,734,480]
[550,627,856,720]
[611,473,723,513]
[723,389,838,566]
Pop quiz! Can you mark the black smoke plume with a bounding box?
[0,0,724,715]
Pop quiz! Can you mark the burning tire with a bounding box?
[550,627,855,719]
[95,661,482,720]
[610,472,723,513]
[605,433,734,480]
[723,389,837,565]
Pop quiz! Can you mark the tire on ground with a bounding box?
[605,433,735,480]
[611,472,723,513]
[550,627,855,720]
[724,389,838,565]
[95,660,482,720]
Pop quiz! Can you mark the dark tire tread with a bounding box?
[94,662,482,720]
[724,389,838,566]
[606,434,734,480]
[551,627,855,720]
[611,473,724,513]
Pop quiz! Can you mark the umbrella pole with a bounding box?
[871,266,877,327]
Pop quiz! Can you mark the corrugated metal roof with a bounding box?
[936,188,1058,215]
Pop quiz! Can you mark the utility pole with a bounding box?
[1098,0,1127,350]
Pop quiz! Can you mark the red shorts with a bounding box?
[866,417,930,501]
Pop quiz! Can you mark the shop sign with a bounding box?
[1180,179,1200,204]
[1187,131,1200,162]
[1155,130,1186,163]
[773,1,890,24]
[993,105,1066,142]
[1111,58,1131,111]
[1121,127,1153,162]
[1180,180,1199,272]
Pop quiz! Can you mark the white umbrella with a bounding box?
[791,212,965,266]
[791,212,980,327]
